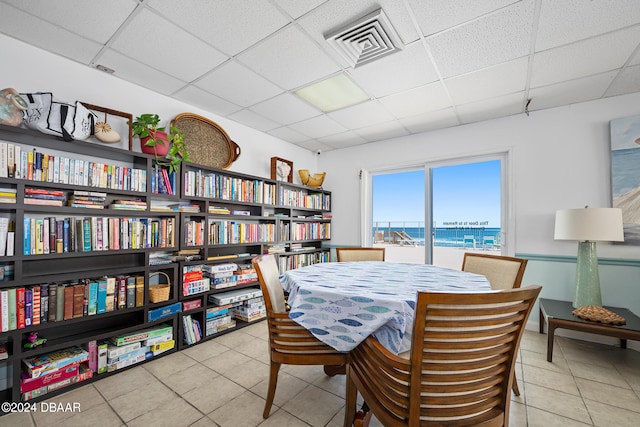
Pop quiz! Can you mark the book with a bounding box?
[16,287,26,329]
[0,290,8,332]
[97,343,108,374]
[48,284,57,323]
[56,284,65,321]
[7,288,16,330]
[40,284,48,324]
[87,281,98,315]
[63,285,74,320]
[105,277,116,312]
[97,278,107,314]
[126,276,136,309]
[135,276,144,307]
[32,285,41,326]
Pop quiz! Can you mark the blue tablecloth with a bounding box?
[280,261,492,353]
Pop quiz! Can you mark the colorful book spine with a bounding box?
[16,287,26,329]
[32,285,41,326]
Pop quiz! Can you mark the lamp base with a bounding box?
[573,241,602,308]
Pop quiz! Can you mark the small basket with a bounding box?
[149,271,171,303]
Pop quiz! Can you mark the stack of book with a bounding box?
[208,205,230,214]
[24,188,65,206]
[110,199,147,211]
[168,203,200,213]
[68,190,107,209]
[182,314,202,345]
[0,187,16,204]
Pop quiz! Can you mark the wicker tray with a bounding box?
[572,305,626,325]
[171,113,241,169]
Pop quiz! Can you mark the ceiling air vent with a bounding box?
[325,9,404,68]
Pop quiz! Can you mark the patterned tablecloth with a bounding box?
[280,261,492,353]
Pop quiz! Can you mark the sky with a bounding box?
[372,160,501,228]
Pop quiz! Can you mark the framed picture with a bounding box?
[610,115,640,244]
[81,102,133,151]
[270,157,293,182]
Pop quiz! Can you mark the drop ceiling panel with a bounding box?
[268,126,311,144]
[0,3,103,64]
[379,83,451,118]
[536,0,640,51]
[250,93,321,126]
[272,0,328,19]
[348,42,439,98]
[3,0,137,43]
[110,8,228,82]
[427,0,534,78]
[173,86,242,116]
[328,100,395,129]
[406,0,519,36]
[288,115,348,139]
[238,25,341,90]
[98,49,188,95]
[195,61,283,107]
[227,109,280,132]
[354,120,410,142]
[605,64,640,97]
[399,108,460,134]
[531,26,640,88]
[529,71,618,111]
[148,0,290,56]
[456,92,524,124]
[445,57,528,105]
[318,131,368,148]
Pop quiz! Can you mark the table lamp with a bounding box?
[554,207,624,308]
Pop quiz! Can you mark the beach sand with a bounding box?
[374,243,500,269]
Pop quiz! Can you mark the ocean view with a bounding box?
[372,225,501,248]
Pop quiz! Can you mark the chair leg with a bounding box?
[512,376,520,396]
[344,367,358,427]
[263,361,281,418]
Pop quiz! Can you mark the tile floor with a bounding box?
[4,323,640,427]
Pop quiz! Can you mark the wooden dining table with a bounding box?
[280,261,493,354]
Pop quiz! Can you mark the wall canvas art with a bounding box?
[610,115,640,245]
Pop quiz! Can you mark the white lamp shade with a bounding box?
[554,208,624,242]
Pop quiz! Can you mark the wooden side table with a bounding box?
[539,298,640,362]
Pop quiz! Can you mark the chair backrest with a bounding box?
[407,285,541,425]
[252,255,287,313]
[462,253,528,290]
[336,247,385,262]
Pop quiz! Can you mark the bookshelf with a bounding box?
[0,124,332,405]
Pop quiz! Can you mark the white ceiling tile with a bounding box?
[0,3,103,64]
[630,49,640,66]
[406,0,519,36]
[399,108,460,134]
[348,42,440,98]
[238,25,341,90]
[98,49,188,95]
[379,82,451,118]
[268,126,311,144]
[605,65,640,97]
[4,0,137,43]
[173,85,242,116]
[195,61,283,107]
[317,131,368,149]
[272,0,328,19]
[354,121,410,142]
[111,8,228,82]
[445,56,528,105]
[328,101,395,129]
[531,26,640,88]
[295,140,334,153]
[536,0,640,51]
[288,115,348,139]
[456,92,525,124]
[529,71,618,111]
[148,0,290,56]
[251,93,321,125]
[227,109,280,132]
[427,0,534,78]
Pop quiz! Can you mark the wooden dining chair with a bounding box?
[344,285,542,427]
[252,255,347,418]
[336,247,385,262]
[461,252,528,395]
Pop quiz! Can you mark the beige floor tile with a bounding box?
[281,364,327,384]
[93,366,158,400]
[520,329,551,354]
[232,336,270,360]
[523,364,580,395]
[188,415,220,427]
[509,401,527,426]
[213,330,256,349]
[584,399,640,427]
[208,390,268,427]
[568,360,630,388]
[558,338,619,369]
[142,351,198,379]
[0,411,36,427]
[281,384,344,427]
[222,358,270,389]
[127,396,203,427]
[200,349,252,375]
[181,374,245,415]
[241,321,269,339]
[181,339,230,362]
[576,377,640,412]
[250,370,310,408]
[312,371,346,398]
[521,348,571,374]
[108,381,176,422]
[160,362,220,395]
[47,402,122,427]
[259,408,313,426]
[527,406,592,426]
[32,384,105,427]
[524,383,591,424]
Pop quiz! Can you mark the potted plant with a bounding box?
[131,114,190,173]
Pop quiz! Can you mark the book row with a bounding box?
[183,169,277,204]
[23,216,176,255]
[0,143,147,192]
[278,187,331,211]
[285,222,331,241]
[150,166,176,195]
[0,275,146,331]
[277,251,331,272]
[208,221,276,245]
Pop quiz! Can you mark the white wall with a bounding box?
[0,34,317,179]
